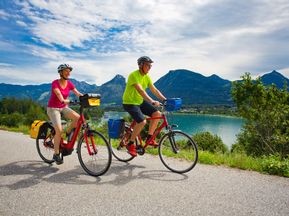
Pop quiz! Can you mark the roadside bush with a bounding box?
[0,113,23,127]
[0,97,47,127]
[193,131,228,153]
[231,142,246,154]
[261,155,289,177]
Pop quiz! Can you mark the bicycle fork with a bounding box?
[83,128,98,156]
[168,131,179,154]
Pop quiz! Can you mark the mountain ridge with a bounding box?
[0,70,288,105]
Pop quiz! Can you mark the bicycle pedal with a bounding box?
[136,146,145,155]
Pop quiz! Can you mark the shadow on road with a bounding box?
[0,160,59,190]
[0,160,188,190]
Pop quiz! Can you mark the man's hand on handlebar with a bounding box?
[152,98,167,107]
[152,100,161,107]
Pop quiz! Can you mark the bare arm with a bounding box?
[53,88,69,104]
[72,88,83,97]
[149,84,166,101]
[134,83,155,103]
[53,88,83,104]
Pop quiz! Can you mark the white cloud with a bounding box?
[0,0,288,84]
[16,20,27,27]
[26,45,65,60]
[0,9,10,20]
[0,63,13,67]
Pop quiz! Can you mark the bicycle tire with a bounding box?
[159,130,198,173]
[77,130,112,177]
[109,125,136,162]
[36,125,55,164]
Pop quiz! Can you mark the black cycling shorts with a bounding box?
[123,100,158,123]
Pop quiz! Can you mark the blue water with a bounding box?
[104,112,243,148]
[168,114,243,148]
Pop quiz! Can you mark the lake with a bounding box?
[104,112,243,148]
[168,114,243,148]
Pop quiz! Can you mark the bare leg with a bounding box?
[53,123,62,154]
[148,111,161,135]
[129,120,146,143]
[65,110,80,133]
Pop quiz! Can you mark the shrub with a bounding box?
[193,131,228,153]
[0,113,23,127]
[261,155,289,177]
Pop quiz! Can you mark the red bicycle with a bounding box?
[109,99,198,173]
[36,94,112,177]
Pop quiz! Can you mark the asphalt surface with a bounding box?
[0,130,288,216]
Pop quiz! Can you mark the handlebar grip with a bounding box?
[69,100,79,105]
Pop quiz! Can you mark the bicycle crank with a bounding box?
[136,145,145,155]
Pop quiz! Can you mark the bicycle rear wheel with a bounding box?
[36,125,55,164]
[109,125,135,162]
[159,130,198,173]
[77,130,111,177]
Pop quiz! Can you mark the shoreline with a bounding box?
[174,111,243,119]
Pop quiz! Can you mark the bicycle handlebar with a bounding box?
[69,100,80,106]
[69,93,102,106]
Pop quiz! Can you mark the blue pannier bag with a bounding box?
[165,98,182,111]
[108,119,125,138]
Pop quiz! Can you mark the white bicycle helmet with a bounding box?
[57,64,73,73]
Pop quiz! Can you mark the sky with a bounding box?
[0,0,289,86]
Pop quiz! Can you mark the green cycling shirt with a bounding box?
[122,69,153,105]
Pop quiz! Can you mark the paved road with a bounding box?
[0,130,288,216]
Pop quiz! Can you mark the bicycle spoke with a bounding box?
[159,131,198,173]
[36,127,55,164]
[109,126,135,162]
[77,130,111,176]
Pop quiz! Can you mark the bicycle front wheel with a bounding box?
[77,130,112,177]
[109,125,135,162]
[36,125,55,164]
[159,130,198,173]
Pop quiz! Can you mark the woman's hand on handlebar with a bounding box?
[62,99,70,105]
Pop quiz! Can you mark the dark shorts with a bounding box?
[123,100,158,123]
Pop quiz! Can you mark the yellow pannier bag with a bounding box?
[30,120,46,139]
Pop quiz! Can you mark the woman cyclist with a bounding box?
[122,56,167,157]
[47,64,83,164]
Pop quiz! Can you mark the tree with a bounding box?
[0,98,47,127]
[231,73,289,158]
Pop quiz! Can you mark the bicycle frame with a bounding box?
[129,113,170,149]
[58,105,97,156]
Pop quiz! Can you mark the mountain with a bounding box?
[0,75,125,105]
[96,74,126,104]
[260,70,289,89]
[0,70,288,105]
[154,69,232,104]
[0,83,51,103]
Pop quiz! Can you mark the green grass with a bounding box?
[1,125,289,178]
[199,151,263,171]
[0,124,30,135]
[198,151,288,177]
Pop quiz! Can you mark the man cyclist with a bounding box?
[122,56,167,157]
[47,64,83,164]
